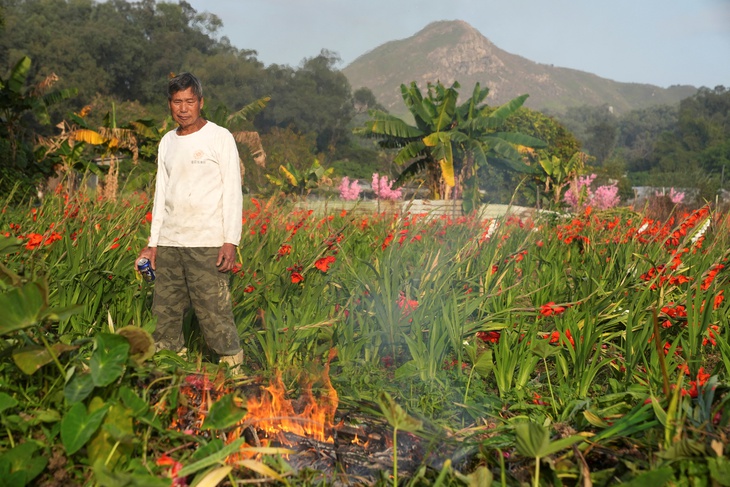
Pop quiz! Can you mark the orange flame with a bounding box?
[245,350,339,444]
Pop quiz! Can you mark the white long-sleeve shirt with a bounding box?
[148,121,242,248]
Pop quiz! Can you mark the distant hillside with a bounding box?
[342,20,697,117]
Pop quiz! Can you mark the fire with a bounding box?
[245,351,339,444]
[166,349,340,455]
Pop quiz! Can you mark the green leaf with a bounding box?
[60,401,109,455]
[0,281,47,335]
[92,460,171,487]
[7,56,31,94]
[178,438,246,477]
[657,438,706,460]
[619,466,673,487]
[649,396,667,427]
[514,421,582,458]
[0,392,18,414]
[12,343,77,375]
[88,400,134,469]
[514,421,548,458]
[30,408,61,423]
[582,410,610,428]
[530,340,560,359]
[64,369,95,403]
[118,386,149,416]
[0,235,22,255]
[394,360,419,380]
[0,442,47,487]
[201,393,247,431]
[539,433,584,457]
[190,439,225,462]
[708,456,730,486]
[473,350,493,378]
[377,392,423,434]
[90,333,130,387]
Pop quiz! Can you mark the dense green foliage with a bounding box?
[0,0,381,190]
[554,87,730,201]
[2,191,730,485]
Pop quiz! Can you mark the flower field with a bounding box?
[2,189,730,486]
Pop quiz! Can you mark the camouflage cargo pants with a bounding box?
[152,247,242,356]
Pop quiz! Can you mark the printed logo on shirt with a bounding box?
[191,149,206,164]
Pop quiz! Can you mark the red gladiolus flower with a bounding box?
[315,255,336,273]
[290,272,304,284]
[382,233,394,250]
[547,329,575,347]
[24,233,44,250]
[532,392,548,406]
[477,331,501,343]
[713,290,724,310]
[397,291,418,316]
[145,211,152,223]
[243,285,254,293]
[44,232,62,246]
[277,244,292,258]
[540,302,566,316]
[701,264,724,290]
[156,453,185,485]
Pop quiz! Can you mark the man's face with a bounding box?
[169,87,204,131]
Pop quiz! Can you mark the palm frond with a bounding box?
[490,94,529,121]
[227,96,271,126]
[6,56,30,93]
[488,155,540,174]
[394,157,431,186]
[490,132,547,149]
[433,89,457,132]
[400,83,432,127]
[354,113,422,139]
[393,140,427,166]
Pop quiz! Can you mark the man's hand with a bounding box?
[136,246,157,270]
[216,243,236,272]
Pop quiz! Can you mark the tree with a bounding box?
[354,81,544,205]
[650,86,730,198]
[494,107,583,207]
[256,50,355,156]
[0,56,77,200]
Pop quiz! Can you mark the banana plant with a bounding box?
[537,151,587,207]
[266,158,333,196]
[207,96,271,168]
[0,56,77,157]
[354,81,544,203]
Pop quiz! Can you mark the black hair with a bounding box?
[167,72,203,100]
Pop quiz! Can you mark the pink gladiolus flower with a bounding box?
[372,173,403,200]
[339,176,361,201]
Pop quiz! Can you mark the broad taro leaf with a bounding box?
[60,401,109,455]
[90,333,130,387]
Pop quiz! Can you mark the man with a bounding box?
[137,72,243,369]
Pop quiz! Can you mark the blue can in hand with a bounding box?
[137,258,156,282]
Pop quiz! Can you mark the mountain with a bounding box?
[342,20,696,117]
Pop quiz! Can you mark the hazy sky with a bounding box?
[183,0,730,89]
